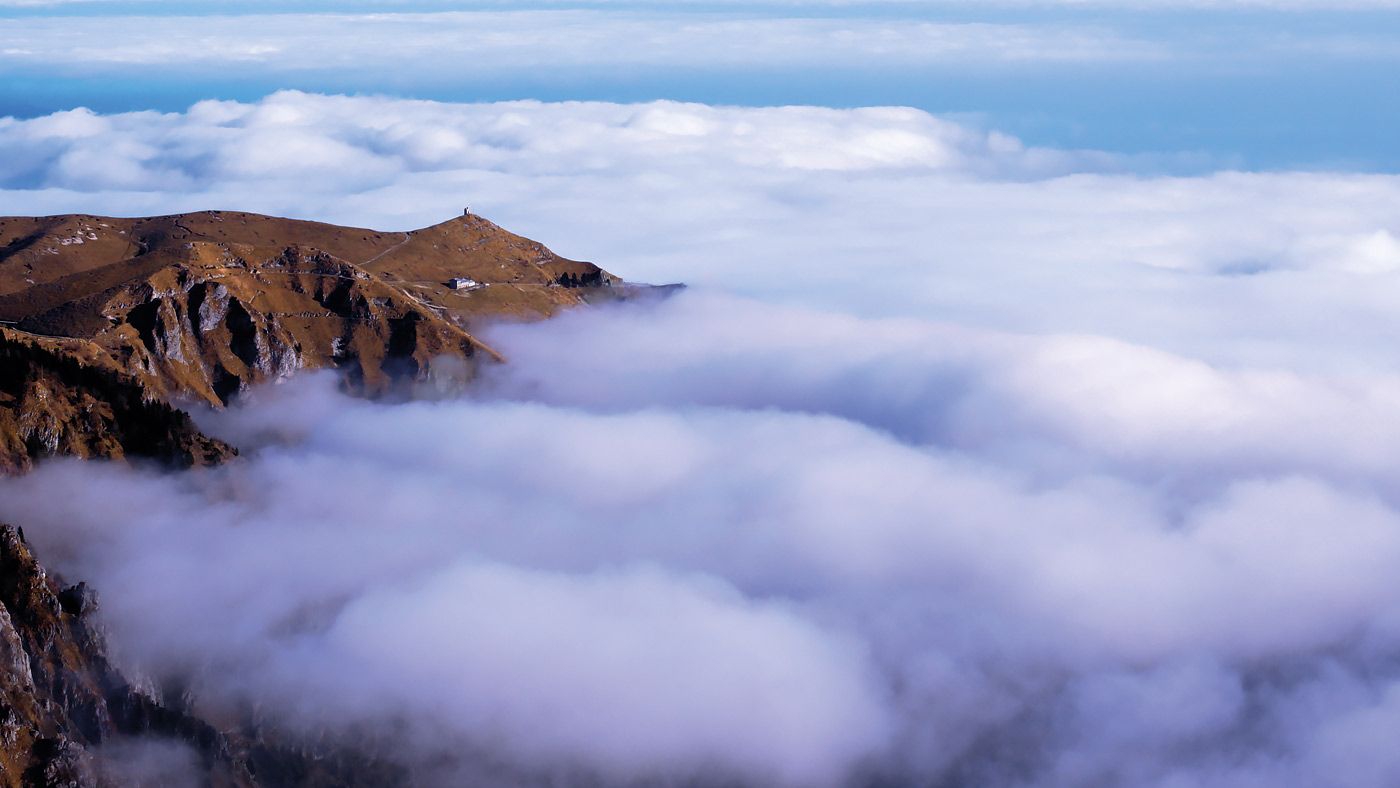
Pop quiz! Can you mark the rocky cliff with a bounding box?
[0,524,406,787]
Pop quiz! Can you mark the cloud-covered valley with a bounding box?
[5,93,1400,784]
[9,299,1400,785]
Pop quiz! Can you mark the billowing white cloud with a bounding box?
[0,93,1099,192]
[10,300,1400,784]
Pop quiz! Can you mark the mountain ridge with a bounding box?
[0,209,620,408]
[0,209,630,472]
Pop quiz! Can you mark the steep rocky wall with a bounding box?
[0,525,407,788]
[19,247,495,407]
[0,524,249,787]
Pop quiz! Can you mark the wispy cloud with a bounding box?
[0,10,1163,70]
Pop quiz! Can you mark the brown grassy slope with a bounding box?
[0,216,144,302]
[356,213,615,324]
[0,211,612,323]
[0,211,619,407]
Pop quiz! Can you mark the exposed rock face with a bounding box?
[0,523,245,787]
[0,523,124,788]
[0,524,407,788]
[0,329,235,474]
[62,245,492,406]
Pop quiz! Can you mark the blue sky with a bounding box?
[4,1,1400,169]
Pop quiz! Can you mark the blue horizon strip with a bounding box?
[3,62,1398,173]
[4,4,1400,171]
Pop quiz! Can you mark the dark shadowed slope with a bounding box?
[0,329,234,475]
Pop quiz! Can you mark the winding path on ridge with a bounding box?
[361,232,411,268]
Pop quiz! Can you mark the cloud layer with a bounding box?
[4,94,1400,784]
[10,290,1400,784]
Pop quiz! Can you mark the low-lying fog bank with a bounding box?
[5,289,1400,786]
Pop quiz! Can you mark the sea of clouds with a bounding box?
[3,93,1400,785]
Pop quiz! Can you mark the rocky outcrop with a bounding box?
[0,524,406,787]
[0,523,236,787]
[64,246,495,406]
